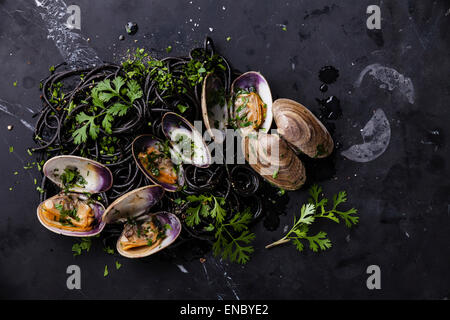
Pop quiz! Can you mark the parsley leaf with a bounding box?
[72,238,92,256]
[183,194,255,264]
[71,76,143,144]
[266,185,359,253]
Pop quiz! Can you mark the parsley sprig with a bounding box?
[213,208,255,264]
[72,76,143,144]
[184,194,255,264]
[266,185,359,252]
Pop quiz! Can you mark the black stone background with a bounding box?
[0,0,449,299]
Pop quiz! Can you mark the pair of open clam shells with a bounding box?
[201,71,334,190]
[37,156,181,258]
[132,112,212,192]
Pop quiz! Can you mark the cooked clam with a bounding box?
[242,132,306,190]
[37,193,106,236]
[273,98,334,158]
[43,155,113,193]
[102,185,181,258]
[201,73,228,142]
[230,71,273,135]
[162,112,211,168]
[132,135,185,192]
[116,212,181,258]
[37,155,112,237]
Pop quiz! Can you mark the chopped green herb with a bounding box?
[177,104,188,113]
[72,238,92,256]
[103,246,114,255]
[103,265,109,277]
[115,261,122,270]
[272,169,279,179]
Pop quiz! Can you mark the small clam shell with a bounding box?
[116,212,181,258]
[102,185,165,224]
[37,193,106,237]
[132,135,185,192]
[273,98,334,158]
[162,112,211,168]
[201,73,228,143]
[43,155,113,193]
[231,71,273,135]
[242,132,306,190]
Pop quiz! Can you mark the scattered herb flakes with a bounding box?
[166,45,173,53]
[60,167,87,192]
[72,237,92,256]
[177,104,188,113]
[104,265,109,277]
[9,146,13,153]
[103,246,114,255]
[272,169,279,179]
[226,36,231,41]
[13,81,17,87]
[9,187,13,191]
[115,261,122,270]
[36,186,44,194]
[13,171,18,175]
[174,198,183,205]
[49,65,55,72]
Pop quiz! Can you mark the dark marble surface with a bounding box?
[0,0,449,299]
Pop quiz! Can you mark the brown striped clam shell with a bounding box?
[273,98,334,158]
[241,132,306,190]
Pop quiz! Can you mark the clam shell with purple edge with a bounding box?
[116,211,182,258]
[43,155,113,194]
[132,135,185,192]
[161,112,211,168]
[37,193,106,237]
[102,185,165,224]
[231,71,273,135]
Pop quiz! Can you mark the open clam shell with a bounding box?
[116,212,181,258]
[242,132,306,190]
[231,71,273,135]
[273,98,334,158]
[102,185,165,224]
[132,135,185,192]
[201,73,228,142]
[162,112,211,168]
[43,155,113,193]
[37,193,106,237]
